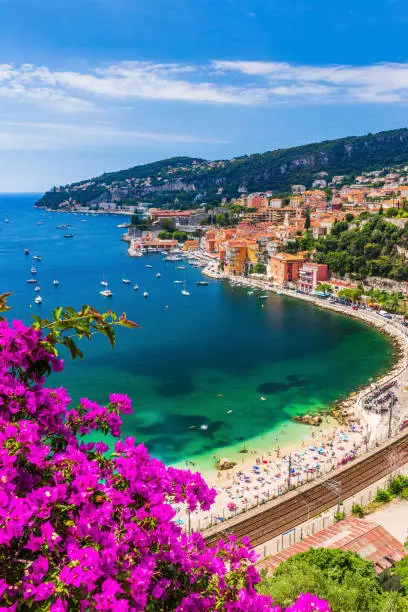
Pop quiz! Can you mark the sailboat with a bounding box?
[100,288,113,297]
[53,279,59,287]
[143,291,149,298]
[133,283,139,291]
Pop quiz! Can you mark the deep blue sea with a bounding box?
[0,194,394,474]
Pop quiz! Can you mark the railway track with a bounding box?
[204,433,408,548]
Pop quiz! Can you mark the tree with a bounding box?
[253,263,266,274]
[160,218,176,231]
[215,213,228,226]
[315,283,332,294]
[258,548,383,612]
[304,210,311,230]
[345,213,355,222]
[337,288,363,302]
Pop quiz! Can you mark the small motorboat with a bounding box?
[53,280,59,287]
[4,219,10,223]
[122,279,131,284]
[146,265,153,268]
[34,295,42,304]
[174,280,182,284]
[24,248,29,255]
[247,291,254,295]
[100,289,113,297]
[36,221,44,226]
[101,280,108,287]
[26,279,36,284]
[143,291,149,298]
[259,295,268,299]
[33,255,41,261]
[196,281,208,286]
[200,424,208,430]
[156,273,161,278]
[63,234,74,238]
[181,289,190,296]
[34,285,41,292]
[133,284,139,291]
[117,222,128,228]
[30,267,37,274]
[177,266,186,270]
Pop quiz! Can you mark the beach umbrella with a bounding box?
[253,465,260,470]
[308,445,316,451]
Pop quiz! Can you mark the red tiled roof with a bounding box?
[257,517,405,575]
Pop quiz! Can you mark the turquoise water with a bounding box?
[0,194,394,473]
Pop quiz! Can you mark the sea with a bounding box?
[0,193,394,477]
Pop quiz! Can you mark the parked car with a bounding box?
[379,310,392,319]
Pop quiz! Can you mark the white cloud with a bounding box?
[0,120,229,150]
[2,58,408,114]
[212,59,408,103]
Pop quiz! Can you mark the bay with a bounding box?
[0,194,394,475]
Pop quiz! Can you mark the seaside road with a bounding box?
[204,432,408,548]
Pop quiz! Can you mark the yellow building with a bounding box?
[224,240,248,275]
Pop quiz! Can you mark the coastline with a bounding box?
[174,261,408,533]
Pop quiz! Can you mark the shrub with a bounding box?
[375,489,393,503]
[334,512,345,523]
[389,475,408,496]
[351,503,364,518]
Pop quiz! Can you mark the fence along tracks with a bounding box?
[204,433,408,548]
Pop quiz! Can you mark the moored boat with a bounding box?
[143,291,149,298]
[100,289,113,297]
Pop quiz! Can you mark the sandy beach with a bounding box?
[173,260,408,533]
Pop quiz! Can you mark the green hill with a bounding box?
[36,128,408,209]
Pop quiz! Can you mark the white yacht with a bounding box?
[34,295,42,304]
[100,289,113,297]
[174,280,182,284]
[164,255,182,262]
[122,278,131,284]
[143,291,149,298]
[33,255,41,261]
[181,289,190,296]
[26,279,36,284]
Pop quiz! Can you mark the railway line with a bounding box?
[204,432,408,548]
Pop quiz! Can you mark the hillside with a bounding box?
[36,128,408,209]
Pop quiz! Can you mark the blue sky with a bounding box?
[2,0,408,191]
